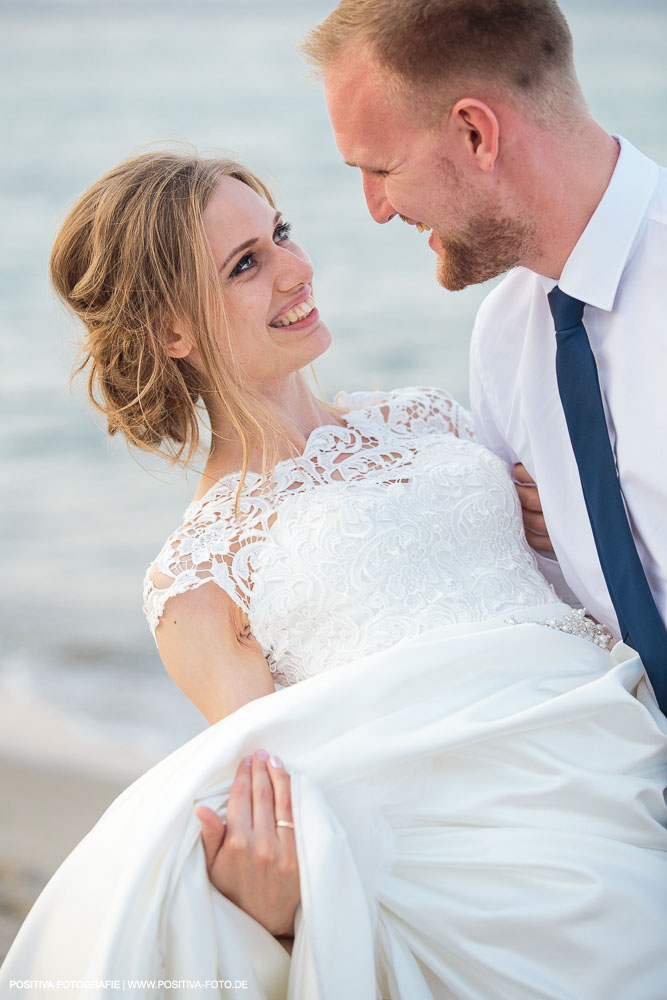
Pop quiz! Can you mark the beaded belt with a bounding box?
[505,607,612,649]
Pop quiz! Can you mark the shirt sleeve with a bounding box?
[531,550,585,607]
[469,315,518,466]
[470,296,580,605]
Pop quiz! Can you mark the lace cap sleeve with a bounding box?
[404,386,476,440]
[337,385,475,440]
[142,489,267,637]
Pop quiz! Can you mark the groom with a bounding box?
[303,0,667,711]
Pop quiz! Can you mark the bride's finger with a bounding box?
[195,806,226,868]
[269,756,298,861]
[250,750,277,840]
[226,755,254,832]
[268,755,294,828]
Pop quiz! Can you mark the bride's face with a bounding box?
[198,176,331,385]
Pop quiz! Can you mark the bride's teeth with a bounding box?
[416,222,431,234]
[272,297,316,328]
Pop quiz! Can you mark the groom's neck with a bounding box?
[519,121,620,280]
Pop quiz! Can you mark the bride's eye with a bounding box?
[228,221,292,280]
[229,252,256,279]
[274,221,292,243]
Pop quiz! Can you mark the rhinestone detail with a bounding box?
[505,607,612,649]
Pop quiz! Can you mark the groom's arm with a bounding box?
[468,341,518,468]
[469,357,550,545]
[470,321,581,605]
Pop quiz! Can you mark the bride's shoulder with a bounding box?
[335,385,475,440]
[142,479,263,636]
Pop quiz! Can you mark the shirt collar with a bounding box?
[538,136,660,311]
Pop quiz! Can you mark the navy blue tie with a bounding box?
[548,285,667,710]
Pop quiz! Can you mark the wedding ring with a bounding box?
[276,819,295,830]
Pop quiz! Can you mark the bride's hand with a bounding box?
[513,463,555,554]
[195,750,300,938]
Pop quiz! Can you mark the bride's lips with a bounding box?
[270,305,320,333]
[269,289,312,326]
[269,290,321,332]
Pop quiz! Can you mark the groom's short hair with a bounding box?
[302,0,584,126]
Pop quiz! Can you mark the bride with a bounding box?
[2,150,666,999]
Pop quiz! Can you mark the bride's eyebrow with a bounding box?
[220,211,282,271]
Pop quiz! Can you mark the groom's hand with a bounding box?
[195,750,300,938]
[513,464,555,554]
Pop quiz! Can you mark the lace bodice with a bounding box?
[144,386,557,685]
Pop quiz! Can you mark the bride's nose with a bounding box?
[275,244,313,292]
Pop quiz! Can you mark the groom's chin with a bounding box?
[433,231,486,291]
[437,258,513,291]
[435,233,522,291]
[435,214,537,291]
[435,244,480,292]
[436,255,471,292]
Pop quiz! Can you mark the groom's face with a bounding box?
[324,49,531,290]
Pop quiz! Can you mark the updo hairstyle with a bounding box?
[50,150,282,476]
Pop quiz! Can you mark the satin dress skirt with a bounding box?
[3,606,667,1000]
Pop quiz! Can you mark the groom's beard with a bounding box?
[435,213,538,291]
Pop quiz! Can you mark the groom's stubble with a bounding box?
[433,154,539,291]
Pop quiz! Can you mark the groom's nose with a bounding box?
[361,171,396,224]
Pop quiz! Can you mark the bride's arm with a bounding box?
[154,581,300,936]
[155,580,274,722]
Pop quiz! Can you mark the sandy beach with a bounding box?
[0,687,157,963]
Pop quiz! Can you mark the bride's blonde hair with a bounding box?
[50,149,300,493]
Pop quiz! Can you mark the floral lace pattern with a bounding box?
[144,386,557,685]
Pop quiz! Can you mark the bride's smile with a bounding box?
[269,292,318,329]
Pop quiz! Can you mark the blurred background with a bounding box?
[0,0,666,778]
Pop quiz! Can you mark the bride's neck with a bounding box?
[197,372,341,490]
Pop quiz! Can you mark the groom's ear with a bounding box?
[450,99,500,173]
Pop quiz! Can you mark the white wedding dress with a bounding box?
[3,387,667,1000]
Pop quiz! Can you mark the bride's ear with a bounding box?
[164,323,193,360]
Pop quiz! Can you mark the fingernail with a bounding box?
[243,756,253,766]
[269,754,283,768]
[256,750,269,762]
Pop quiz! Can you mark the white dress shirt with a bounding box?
[470,136,667,637]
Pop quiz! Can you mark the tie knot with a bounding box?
[548,286,585,332]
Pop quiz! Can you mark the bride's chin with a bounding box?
[270,321,332,362]
[303,324,332,366]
